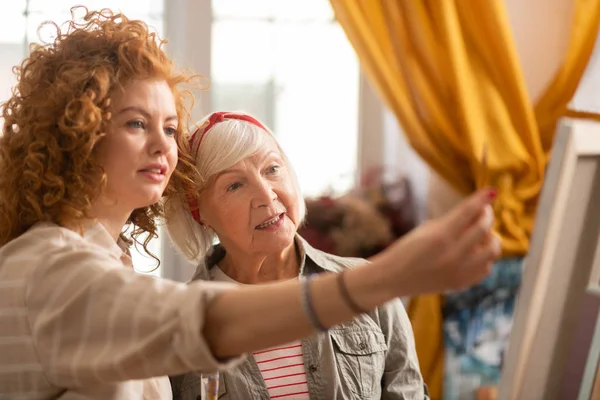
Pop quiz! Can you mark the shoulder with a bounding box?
[317,251,368,272]
[190,245,225,282]
[298,235,369,273]
[375,297,410,324]
[1,223,129,292]
[0,223,90,261]
[0,223,130,314]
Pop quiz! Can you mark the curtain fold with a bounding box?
[330,1,600,398]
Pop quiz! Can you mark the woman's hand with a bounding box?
[373,188,501,297]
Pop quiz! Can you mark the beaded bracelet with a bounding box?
[300,274,328,332]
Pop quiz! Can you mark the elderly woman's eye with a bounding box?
[227,182,242,192]
[266,165,280,174]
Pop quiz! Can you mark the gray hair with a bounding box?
[164,113,306,264]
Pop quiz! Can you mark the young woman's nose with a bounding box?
[148,124,172,155]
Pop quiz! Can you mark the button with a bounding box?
[358,342,366,350]
[309,364,318,372]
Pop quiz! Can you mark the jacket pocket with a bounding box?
[330,328,388,398]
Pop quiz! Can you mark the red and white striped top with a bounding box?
[254,342,309,399]
[211,267,310,399]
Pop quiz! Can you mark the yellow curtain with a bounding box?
[330,1,600,398]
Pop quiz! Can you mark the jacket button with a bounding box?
[359,342,366,350]
[309,364,318,372]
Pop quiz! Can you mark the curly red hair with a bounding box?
[0,6,199,256]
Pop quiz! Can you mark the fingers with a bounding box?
[450,204,495,258]
[444,188,497,235]
[449,234,501,290]
[441,203,500,290]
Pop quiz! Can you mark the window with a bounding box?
[211,0,360,197]
[0,1,164,276]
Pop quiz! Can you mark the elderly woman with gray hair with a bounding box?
[165,112,497,399]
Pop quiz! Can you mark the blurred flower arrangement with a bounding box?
[298,167,417,259]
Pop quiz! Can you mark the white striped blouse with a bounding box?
[0,222,240,399]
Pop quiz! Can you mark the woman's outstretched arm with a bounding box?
[203,188,499,358]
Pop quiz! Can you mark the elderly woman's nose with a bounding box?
[252,180,277,207]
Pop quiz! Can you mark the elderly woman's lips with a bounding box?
[256,214,284,229]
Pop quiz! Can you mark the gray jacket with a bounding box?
[170,236,429,400]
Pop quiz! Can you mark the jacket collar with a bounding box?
[191,234,337,281]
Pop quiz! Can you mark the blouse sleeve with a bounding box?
[26,243,243,386]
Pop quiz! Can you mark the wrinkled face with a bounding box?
[95,79,178,211]
[199,139,301,256]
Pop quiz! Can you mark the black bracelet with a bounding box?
[337,270,369,314]
[300,275,328,332]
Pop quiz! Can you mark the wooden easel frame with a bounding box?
[499,118,600,400]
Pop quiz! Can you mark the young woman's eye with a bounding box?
[227,182,242,192]
[164,127,178,137]
[126,120,145,130]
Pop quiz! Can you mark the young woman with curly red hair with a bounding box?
[0,7,500,399]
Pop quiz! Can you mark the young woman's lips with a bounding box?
[138,168,165,182]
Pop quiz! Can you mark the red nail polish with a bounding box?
[487,188,497,199]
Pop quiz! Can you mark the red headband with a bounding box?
[189,112,268,158]
[187,112,269,225]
